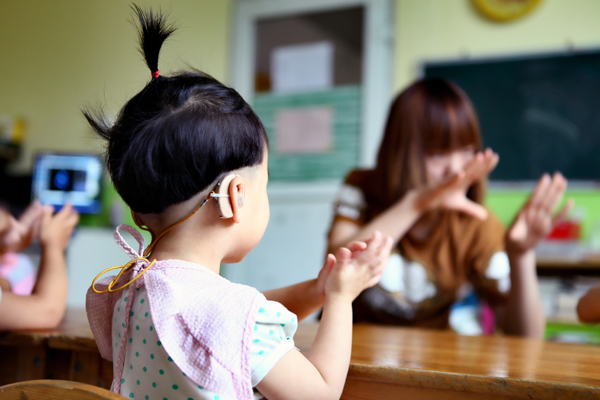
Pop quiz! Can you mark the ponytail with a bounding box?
[83,4,268,214]
[131,4,175,79]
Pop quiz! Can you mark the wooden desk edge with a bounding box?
[348,363,600,398]
[48,335,100,353]
[0,379,125,399]
[0,332,50,347]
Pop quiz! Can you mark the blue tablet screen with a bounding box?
[32,153,103,214]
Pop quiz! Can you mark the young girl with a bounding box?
[85,7,392,400]
[328,78,572,338]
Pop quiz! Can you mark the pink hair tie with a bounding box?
[151,69,160,78]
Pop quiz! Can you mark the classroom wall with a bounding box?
[3,0,600,234]
[394,0,600,235]
[394,0,600,92]
[0,0,232,173]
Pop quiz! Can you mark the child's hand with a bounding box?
[40,203,79,251]
[0,201,45,253]
[506,173,573,256]
[414,149,498,220]
[322,231,393,301]
[316,240,368,297]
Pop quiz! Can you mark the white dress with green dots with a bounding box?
[113,286,297,400]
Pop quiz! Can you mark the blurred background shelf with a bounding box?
[537,258,600,276]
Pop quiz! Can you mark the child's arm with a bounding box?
[328,150,498,253]
[255,231,393,400]
[262,242,367,321]
[0,203,78,330]
[577,286,600,323]
[497,173,572,338]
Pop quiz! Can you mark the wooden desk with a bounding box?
[0,309,112,388]
[2,310,600,399]
[318,325,600,400]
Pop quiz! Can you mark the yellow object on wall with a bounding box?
[394,0,600,93]
[0,116,25,144]
[472,0,544,22]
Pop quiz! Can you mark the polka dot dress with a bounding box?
[112,286,297,400]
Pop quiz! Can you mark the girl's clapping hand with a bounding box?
[320,231,393,301]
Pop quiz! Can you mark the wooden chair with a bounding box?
[0,379,126,400]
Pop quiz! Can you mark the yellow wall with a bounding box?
[0,0,231,172]
[3,0,600,176]
[394,0,600,93]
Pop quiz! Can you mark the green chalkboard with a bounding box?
[424,50,600,182]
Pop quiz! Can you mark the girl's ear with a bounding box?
[227,176,245,223]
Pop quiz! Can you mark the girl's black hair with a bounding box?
[84,5,268,214]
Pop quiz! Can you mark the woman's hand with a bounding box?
[328,149,497,254]
[506,173,573,256]
[414,149,499,220]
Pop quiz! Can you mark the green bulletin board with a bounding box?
[253,85,361,181]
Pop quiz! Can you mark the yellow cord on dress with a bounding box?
[91,258,157,294]
[91,190,217,294]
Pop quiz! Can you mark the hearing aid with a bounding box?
[212,173,244,219]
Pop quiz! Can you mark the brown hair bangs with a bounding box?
[369,79,485,221]
[421,82,482,155]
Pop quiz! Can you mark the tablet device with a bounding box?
[32,153,103,214]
